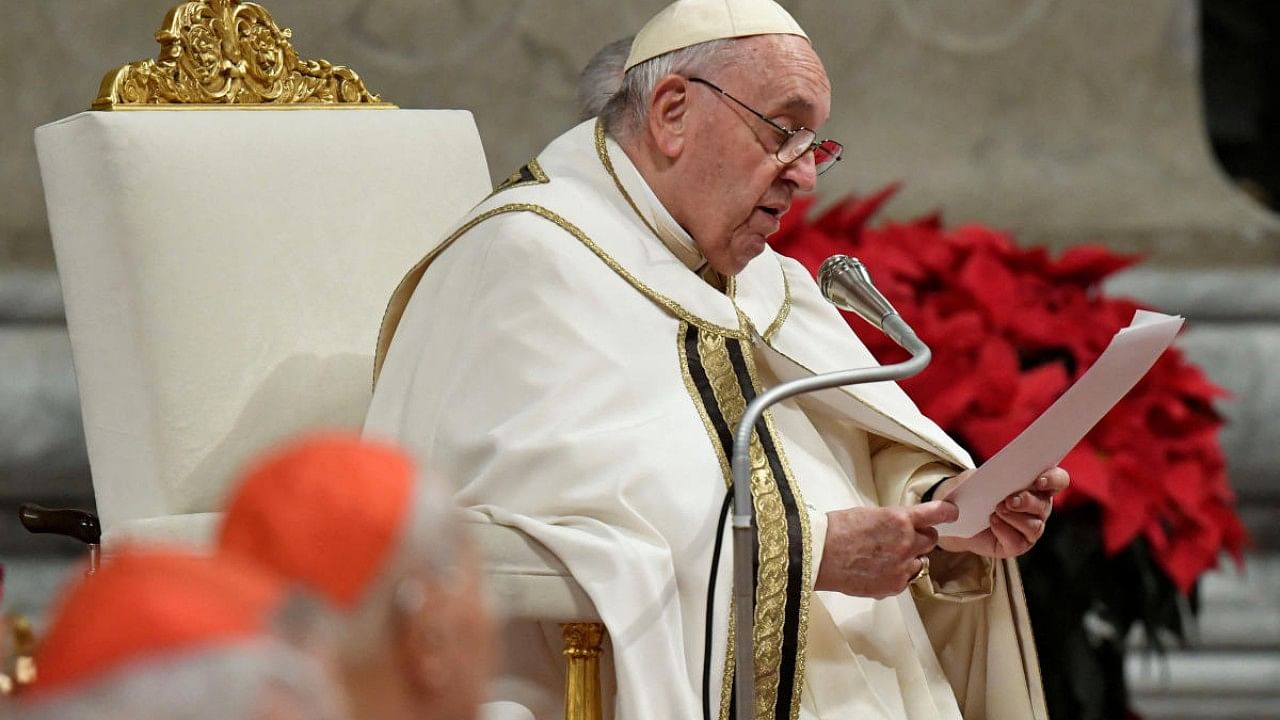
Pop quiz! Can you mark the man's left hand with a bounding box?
[933,467,1070,559]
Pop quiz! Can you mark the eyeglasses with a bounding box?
[688,77,843,176]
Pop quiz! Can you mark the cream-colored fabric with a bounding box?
[34,109,491,539]
[467,514,599,622]
[624,0,810,71]
[367,119,1046,719]
[101,512,221,552]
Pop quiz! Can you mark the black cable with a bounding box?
[703,488,735,720]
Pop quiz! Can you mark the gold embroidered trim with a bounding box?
[594,120,664,241]
[682,321,805,720]
[740,323,811,720]
[522,205,744,338]
[678,323,732,482]
[746,422,790,718]
[490,157,549,197]
[373,204,523,383]
[720,596,737,720]
[700,331,747,490]
[762,270,792,342]
[674,322,740,720]
[374,201,750,384]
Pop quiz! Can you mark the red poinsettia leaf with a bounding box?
[1047,244,1142,284]
[1012,245,1052,275]
[864,227,938,283]
[957,249,1021,323]
[912,233,960,275]
[961,413,1032,463]
[913,374,977,428]
[1166,355,1231,401]
[948,224,1017,257]
[1154,513,1222,594]
[1004,303,1051,341]
[971,340,1021,415]
[1104,500,1149,556]
[774,228,851,278]
[1052,484,1088,510]
[1061,444,1113,506]
[1100,453,1164,554]
[916,211,944,232]
[927,310,987,355]
[1017,363,1071,417]
[1203,502,1251,564]
[1164,460,1219,521]
[774,194,821,242]
[842,183,901,231]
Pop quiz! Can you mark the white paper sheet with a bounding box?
[935,310,1184,538]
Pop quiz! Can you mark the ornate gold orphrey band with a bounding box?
[93,0,393,110]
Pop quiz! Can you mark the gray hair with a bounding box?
[600,38,742,140]
[576,36,634,121]
[12,639,347,720]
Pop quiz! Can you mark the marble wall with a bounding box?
[2,0,1277,270]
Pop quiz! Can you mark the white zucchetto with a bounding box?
[623,0,810,72]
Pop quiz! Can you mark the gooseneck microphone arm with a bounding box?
[731,255,931,720]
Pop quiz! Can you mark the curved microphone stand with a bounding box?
[731,255,932,719]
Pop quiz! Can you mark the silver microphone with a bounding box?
[818,254,924,354]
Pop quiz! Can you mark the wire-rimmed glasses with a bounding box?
[688,76,843,175]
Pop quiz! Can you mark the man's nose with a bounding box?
[780,151,818,192]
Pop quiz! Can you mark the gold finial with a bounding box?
[93,0,393,110]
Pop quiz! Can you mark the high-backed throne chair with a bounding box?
[27,1,604,716]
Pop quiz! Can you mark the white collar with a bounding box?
[600,131,708,274]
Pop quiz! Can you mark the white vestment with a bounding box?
[366,120,1047,720]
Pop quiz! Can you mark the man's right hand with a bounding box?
[813,502,959,598]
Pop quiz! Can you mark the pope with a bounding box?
[368,0,1068,717]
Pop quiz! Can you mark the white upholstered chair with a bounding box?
[29,1,603,716]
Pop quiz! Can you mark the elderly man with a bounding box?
[10,549,344,720]
[217,434,509,720]
[367,0,1066,718]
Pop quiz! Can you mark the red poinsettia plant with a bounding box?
[773,185,1247,588]
[771,185,1249,718]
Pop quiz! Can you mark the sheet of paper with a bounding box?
[935,310,1184,538]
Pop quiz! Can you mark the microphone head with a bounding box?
[818,255,898,329]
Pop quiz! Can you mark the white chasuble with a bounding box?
[366,120,1047,720]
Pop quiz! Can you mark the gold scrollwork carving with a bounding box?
[93,0,392,109]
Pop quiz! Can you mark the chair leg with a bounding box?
[561,622,604,720]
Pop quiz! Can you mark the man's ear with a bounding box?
[647,74,691,159]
